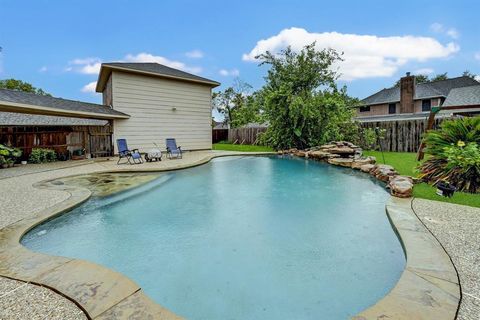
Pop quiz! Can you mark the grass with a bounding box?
[364,150,480,208]
[213,142,274,152]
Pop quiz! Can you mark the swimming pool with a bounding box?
[23,156,405,319]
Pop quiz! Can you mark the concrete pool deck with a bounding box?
[0,151,472,319]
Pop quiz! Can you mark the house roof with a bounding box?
[96,62,221,92]
[0,111,108,126]
[0,89,129,120]
[360,76,480,106]
[443,85,480,107]
[213,121,228,129]
[355,112,453,123]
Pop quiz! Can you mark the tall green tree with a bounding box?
[212,78,252,128]
[256,43,357,149]
[0,78,50,96]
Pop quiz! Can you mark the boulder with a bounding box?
[351,156,376,169]
[328,158,353,167]
[371,164,398,182]
[295,150,306,157]
[309,150,331,160]
[328,147,355,155]
[388,175,413,198]
[360,164,376,173]
[319,144,337,150]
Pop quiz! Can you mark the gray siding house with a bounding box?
[0,62,220,157]
[95,63,220,153]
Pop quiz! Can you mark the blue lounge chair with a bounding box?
[116,139,143,164]
[166,138,182,159]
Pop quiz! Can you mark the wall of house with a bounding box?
[110,71,213,153]
[356,103,400,117]
[357,98,444,117]
[414,97,441,113]
[102,75,113,106]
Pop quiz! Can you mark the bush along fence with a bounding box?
[360,118,443,152]
[213,127,267,145]
[278,141,414,198]
[0,144,22,168]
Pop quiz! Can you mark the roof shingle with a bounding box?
[0,89,129,119]
[360,76,480,106]
[96,62,220,92]
[443,85,480,107]
[0,111,108,126]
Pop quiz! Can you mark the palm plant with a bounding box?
[419,117,480,193]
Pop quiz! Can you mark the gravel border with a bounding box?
[413,198,480,320]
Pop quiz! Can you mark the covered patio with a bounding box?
[0,89,129,159]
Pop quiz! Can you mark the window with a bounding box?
[388,103,396,114]
[359,106,370,112]
[422,99,431,112]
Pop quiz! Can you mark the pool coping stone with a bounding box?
[352,197,460,320]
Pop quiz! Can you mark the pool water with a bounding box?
[23,156,405,320]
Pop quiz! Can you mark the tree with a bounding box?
[212,78,252,128]
[463,70,478,80]
[394,73,448,87]
[0,78,50,96]
[256,43,357,150]
[230,89,267,128]
[430,72,448,82]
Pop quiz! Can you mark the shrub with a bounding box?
[419,117,480,193]
[29,148,57,164]
[0,144,22,166]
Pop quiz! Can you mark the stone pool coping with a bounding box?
[352,197,460,319]
[0,153,460,319]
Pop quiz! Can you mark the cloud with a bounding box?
[414,68,434,75]
[475,52,480,61]
[68,57,102,74]
[430,23,460,39]
[429,23,444,33]
[185,49,204,59]
[39,66,48,73]
[81,81,98,93]
[475,76,480,82]
[124,53,202,74]
[219,68,240,77]
[446,28,459,39]
[242,27,459,80]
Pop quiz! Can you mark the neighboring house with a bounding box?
[96,63,220,153]
[356,73,480,122]
[213,121,229,130]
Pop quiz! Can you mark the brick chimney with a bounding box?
[400,72,415,113]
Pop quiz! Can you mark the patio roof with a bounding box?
[0,89,130,120]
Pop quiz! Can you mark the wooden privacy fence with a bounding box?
[212,129,228,143]
[227,127,267,145]
[0,125,113,160]
[360,118,444,152]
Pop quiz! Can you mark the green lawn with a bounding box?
[213,143,274,152]
[364,150,480,208]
